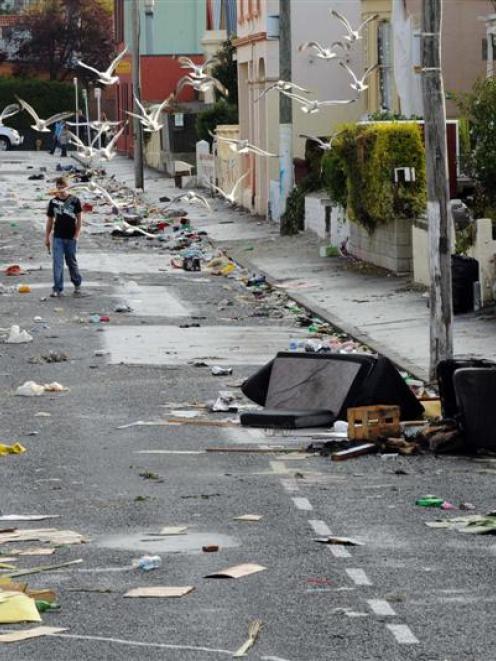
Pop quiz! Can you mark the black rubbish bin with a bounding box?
[451,254,479,314]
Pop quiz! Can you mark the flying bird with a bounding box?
[340,62,379,93]
[162,191,212,213]
[210,132,277,157]
[256,81,311,102]
[207,171,250,206]
[330,9,379,44]
[0,103,20,123]
[280,90,356,114]
[177,56,218,80]
[298,41,344,60]
[126,94,174,132]
[177,74,228,97]
[15,97,72,132]
[66,129,100,160]
[94,123,127,161]
[299,132,342,151]
[76,47,128,86]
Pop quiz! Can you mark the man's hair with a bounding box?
[55,177,68,188]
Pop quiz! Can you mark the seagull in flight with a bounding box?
[256,81,311,102]
[0,103,20,123]
[77,47,128,86]
[340,62,379,93]
[299,132,342,151]
[15,97,72,132]
[161,191,212,213]
[177,74,228,97]
[66,129,100,160]
[126,94,174,132]
[280,90,356,114]
[207,171,250,206]
[94,123,127,161]
[177,56,218,80]
[330,9,379,44]
[209,132,277,157]
[298,41,345,60]
[68,180,129,214]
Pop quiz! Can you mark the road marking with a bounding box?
[280,478,299,492]
[386,624,419,644]
[367,599,396,616]
[270,460,288,474]
[308,520,332,536]
[291,497,313,511]
[345,568,372,586]
[329,545,352,558]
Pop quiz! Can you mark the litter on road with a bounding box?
[0,591,41,624]
[0,443,26,456]
[205,563,267,579]
[233,619,263,658]
[124,587,194,598]
[0,626,66,644]
[234,515,263,522]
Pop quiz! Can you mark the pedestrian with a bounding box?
[49,120,64,155]
[45,177,83,297]
[58,123,68,157]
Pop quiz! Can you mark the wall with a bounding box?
[349,217,413,273]
[305,194,349,246]
[214,124,245,202]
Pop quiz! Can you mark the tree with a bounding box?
[211,39,238,105]
[6,0,115,82]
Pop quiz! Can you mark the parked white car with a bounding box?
[0,124,23,150]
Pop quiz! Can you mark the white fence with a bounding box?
[196,140,215,189]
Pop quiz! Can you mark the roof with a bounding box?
[0,15,20,28]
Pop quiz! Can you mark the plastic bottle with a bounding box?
[136,554,162,571]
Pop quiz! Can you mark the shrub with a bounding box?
[195,99,238,144]
[280,172,322,235]
[322,122,426,232]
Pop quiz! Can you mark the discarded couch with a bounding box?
[240,352,424,429]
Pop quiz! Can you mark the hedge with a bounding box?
[322,122,427,232]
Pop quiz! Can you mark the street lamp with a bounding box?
[144,0,155,54]
[94,87,102,148]
[81,88,91,147]
[73,77,79,141]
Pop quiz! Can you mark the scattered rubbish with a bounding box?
[425,513,496,534]
[17,284,32,293]
[33,316,44,323]
[134,555,161,571]
[10,548,56,557]
[124,586,194,598]
[314,536,363,546]
[205,563,266,579]
[16,381,45,397]
[234,515,263,522]
[0,626,66,644]
[210,366,233,376]
[0,443,26,456]
[348,405,400,441]
[460,502,476,511]
[5,558,83,578]
[4,325,33,344]
[114,303,132,313]
[331,443,377,461]
[0,592,41,624]
[233,619,263,658]
[333,420,349,434]
[167,418,238,428]
[139,471,160,480]
[415,495,445,508]
[0,515,59,522]
[0,528,86,546]
[441,501,457,511]
[4,264,25,276]
[202,545,219,553]
[151,526,188,536]
[211,391,237,412]
[35,600,60,613]
[34,412,51,417]
[41,352,68,363]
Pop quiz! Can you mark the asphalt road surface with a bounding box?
[0,152,494,661]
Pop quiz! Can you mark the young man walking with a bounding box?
[45,177,83,297]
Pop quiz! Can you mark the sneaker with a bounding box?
[73,286,82,297]
[50,291,63,298]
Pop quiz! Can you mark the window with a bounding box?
[377,21,393,111]
[482,35,496,61]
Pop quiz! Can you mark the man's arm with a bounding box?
[45,216,54,249]
[74,212,82,240]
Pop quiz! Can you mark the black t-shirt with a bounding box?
[47,195,82,239]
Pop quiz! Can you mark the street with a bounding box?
[0,152,495,661]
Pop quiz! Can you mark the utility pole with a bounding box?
[132,0,144,190]
[421,0,453,380]
[279,0,294,234]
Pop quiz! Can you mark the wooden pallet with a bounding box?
[347,405,401,441]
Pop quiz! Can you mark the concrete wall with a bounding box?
[214,125,246,204]
[304,194,349,247]
[349,217,413,274]
[413,217,496,304]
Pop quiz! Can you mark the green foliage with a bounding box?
[321,122,427,232]
[280,172,322,235]
[456,77,496,218]
[195,99,238,144]
[210,39,238,105]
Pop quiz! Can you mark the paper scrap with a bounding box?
[205,563,267,579]
[314,536,364,546]
[11,548,56,556]
[0,626,66,643]
[0,591,41,624]
[158,526,188,536]
[124,586,194,598]
[234,515,263,522]
[233,619,263,657]
[0,528,86,546]
[0,443,26,456]
[0,515,60,522]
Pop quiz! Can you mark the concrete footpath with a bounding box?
[104,156,496,382]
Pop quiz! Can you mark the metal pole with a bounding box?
[94,87,102,149]
[73,77,79,141]
[279,0,294,234]
[421,0,453,379]
[132,0,144,190]
[144,0,155,54]
[82,88,91,147]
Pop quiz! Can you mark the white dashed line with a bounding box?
[367,599,396,616]
[308,520,332,536]
[329,545,352,558]
[280,478,299,492]
[345,568,372,586]
[270,461,288,474]
[386,624,419,644]
[291,497,313,511]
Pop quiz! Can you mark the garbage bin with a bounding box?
[451,254,479,314]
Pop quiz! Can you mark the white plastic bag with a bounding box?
[5,325,33,344]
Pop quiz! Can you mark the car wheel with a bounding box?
[0,137,10,151]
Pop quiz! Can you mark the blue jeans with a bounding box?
[52,237,82,293]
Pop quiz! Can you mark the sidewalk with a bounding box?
[104,155,496,382]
